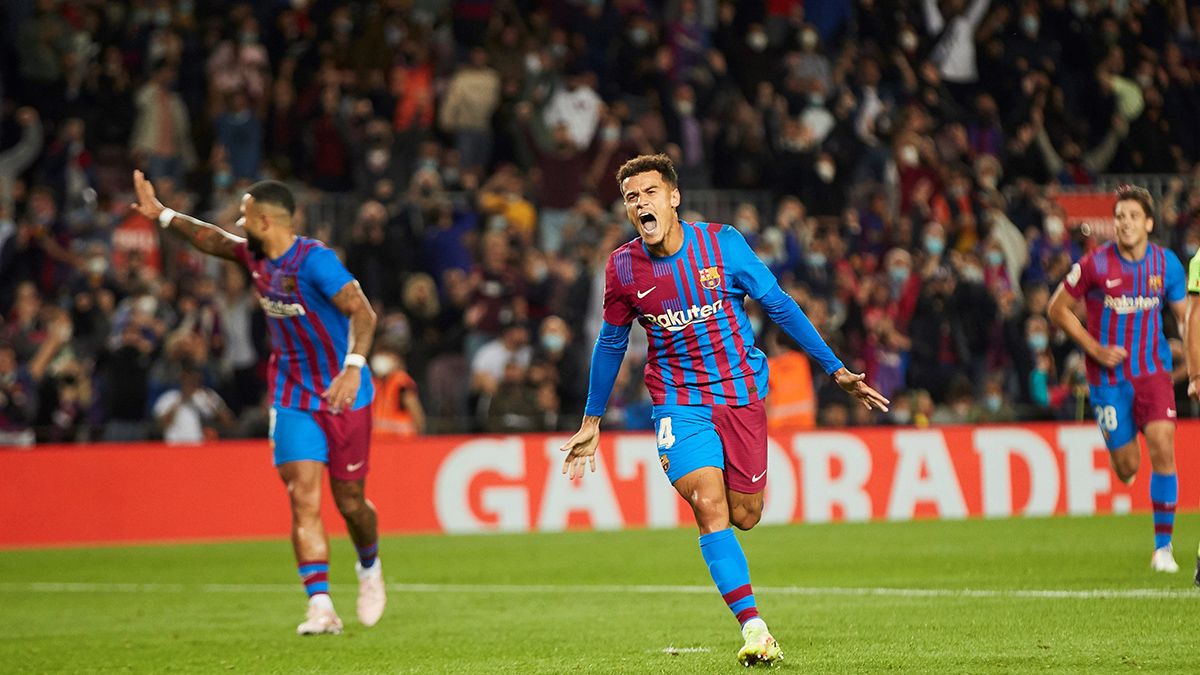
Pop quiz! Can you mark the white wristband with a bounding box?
[157,208,177,229]
[344,353,367,369]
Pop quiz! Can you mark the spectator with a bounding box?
[130,60,196,183]
[370,343,425,438]
[439,48,501,172]
[152,366,234,445]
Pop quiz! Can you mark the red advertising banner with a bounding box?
[2,422,1198,547]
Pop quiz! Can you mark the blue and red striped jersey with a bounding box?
[1063,242,1185,386]
[602,221,775,406]
[235,237,374,411]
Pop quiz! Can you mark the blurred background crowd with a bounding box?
[2,0,1200,445]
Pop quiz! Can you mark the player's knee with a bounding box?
[730,508,761,531]
[1113,456,1139,483]
[331,485,366,516]
[690,494,729,527]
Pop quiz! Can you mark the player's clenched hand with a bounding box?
[832,367,890,412]
[560,420,600,479]
[1089,344,1128,369]
[322,367,361,414]
[131,170,165,220]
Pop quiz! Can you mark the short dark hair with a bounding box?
[615,154,678,190]
[1114,184,1153,219]
[246,180,296,215]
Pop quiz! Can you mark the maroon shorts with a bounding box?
[652,400,768,493]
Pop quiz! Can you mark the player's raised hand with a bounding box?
[560,418,600,479]
[832,367,890,412]
[131,170,165,220]
[1089,344,1128,369]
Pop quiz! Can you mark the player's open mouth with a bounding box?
[639,212,658,234]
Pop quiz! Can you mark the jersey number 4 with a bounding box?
[656,417,676,450]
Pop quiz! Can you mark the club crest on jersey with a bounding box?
[1149,275,1163,293]
[279,275,297,293]
[698,266,721,290]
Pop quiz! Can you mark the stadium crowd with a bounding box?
[2,0,1200,445]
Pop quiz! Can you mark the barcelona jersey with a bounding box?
[234,237,374,411]
[602,221,776,406]
[1063,242,1185,386]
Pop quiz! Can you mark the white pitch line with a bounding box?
[0,582,1197,600]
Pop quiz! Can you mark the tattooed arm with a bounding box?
[131,169,244,261]
[321,280,378,413]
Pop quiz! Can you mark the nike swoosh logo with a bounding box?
[1106,279,1122,288]
[346,461,365,472]
[637,286,657,299]
[751,470,767,483]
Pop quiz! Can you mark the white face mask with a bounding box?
[899,31,918,53]
[900,145,919,167]
[1044,216,1064,238]
[370,354,398,377]
[747,32,768,52]
[675,100,694,117]
[816,161,835,182]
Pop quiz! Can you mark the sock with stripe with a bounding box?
[298,560,330,601]
[356,542,379,569]
[699,528,759,626]
[1150,472,1177,550]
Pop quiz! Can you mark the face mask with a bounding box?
[154,8,171,26]
[961,266,984,284]
[385,24,403,47]
[86,258,108,276]
[899,31,918,53]
[675,100,694,117]
[541,333,566,352]
[1136,73,1153,89]
[980,174,998,190]
[367,149,389,171]
[601,125,620,142]
[1186,244,1199,258]
[1021,16,1038,37]
[924,236,945,256]
[889,266,910,285]
[136,296,157,315]
[900,145,919,167]
[747,32,768,52]
[809,93,826,107]
[985,394,1003,412]
[370,354,398,377]
[807,252,827,267]
[1044,216,1064,238]
[1027,333,1048,352]
[816,161,835,182]
[1071,0,1089,18]
[800,30,818,50]
[334,19,353,35]
[215,171,233,189]
[239,32,258,45]
[892,408,913,424]
[629,27,650,46]
[525,53,543,74]
[986,250,1004,266]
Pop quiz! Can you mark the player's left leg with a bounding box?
[1134,373,1179,573]
[713,401,768,531]
[318,404,387,625]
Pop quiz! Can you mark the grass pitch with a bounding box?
[2,514,1198,673]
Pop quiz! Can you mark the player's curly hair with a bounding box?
[1114,184,1154,219]
[616,154,678,189]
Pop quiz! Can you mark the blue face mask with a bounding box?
[541,333,566,352]
[807,252,827,268]
[986,250,1004,266]
[889,266,910,285]
[924,236,945,256]
[1027,334,1048,352]
[985,394,1003,412]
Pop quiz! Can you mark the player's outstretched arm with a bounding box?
[131,169,244,261]
[1047,282,1127,368]
[561,415,601,479]
[831,367,890,412]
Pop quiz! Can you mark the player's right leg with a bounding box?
[1142,420,1179,573]
[271,406,342,635]
[656,404,781,666]
[1088,382,1139,483]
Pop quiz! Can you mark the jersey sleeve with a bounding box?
[304,245,355,299]
[1187,250,1200,296]
[1061,253,1094,300]
[602,252,637,326]
[1165,249,1187,302]
[719,225,778,300]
